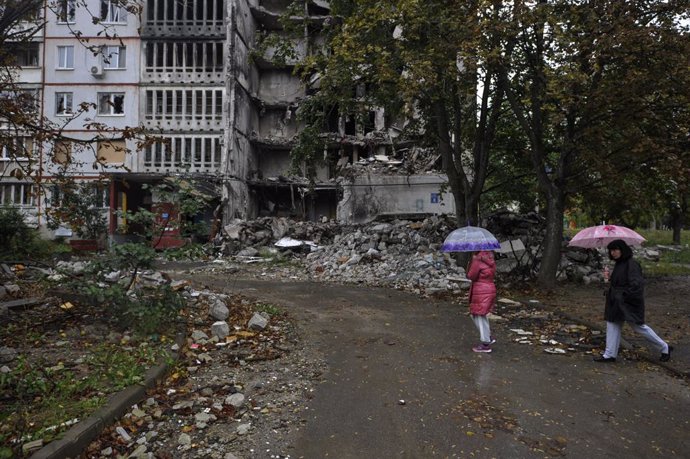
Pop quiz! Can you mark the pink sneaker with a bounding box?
[472,343,492,353]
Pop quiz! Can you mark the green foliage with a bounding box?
[162,243,210,261]
[0,207,36,257]
[637,230,690,247]
[255,302,281,316]
[46,181,108,239]
[118,177,215,247]
[55,243,184,335]
[0,344,163,449]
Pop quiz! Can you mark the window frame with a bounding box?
[103,45,126,70]
[97,92,126,116]
[100,0,127,24]
[56,45,75,70]
[1,137,34,161]
[0,183,36,207]
[55,92,73,116]
[57,0,76,24]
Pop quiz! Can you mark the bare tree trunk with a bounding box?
[537,193,565,289]
[670,193,686,245]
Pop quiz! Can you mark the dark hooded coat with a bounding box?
[605,239,645,324]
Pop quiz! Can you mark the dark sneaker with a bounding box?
[660,346,673,362]
[593,356,616,363]
[472,343,492,353]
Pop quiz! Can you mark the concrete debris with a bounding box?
[248,312,269,331]
[0,347,18,363]
[225,393,245,408]
[209,299,230,321]
[211,321,230,339]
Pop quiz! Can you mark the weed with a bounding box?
[256,302,281,316]
[163,243,209,261]
[0,343,166,452]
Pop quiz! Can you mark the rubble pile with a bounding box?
[338,146,441,177]
[216,213,674,292]
[218,217,344,256]
[302,217,470,294]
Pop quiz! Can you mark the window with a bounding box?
[98,93,125,115]
[57,46,74,69]
[0,184,35,206]
[97,140,126,163]
[1,137,34,160]
[103,46,126,69]
[57,0,76,23]
[9,42,40,67]
[52,141,72,164]
[101,0,127,23]
[143,135,222,172]
[56,92,73,115]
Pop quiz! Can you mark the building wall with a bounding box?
[337,174,456,224]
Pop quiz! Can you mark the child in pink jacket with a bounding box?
[466,250,497,353]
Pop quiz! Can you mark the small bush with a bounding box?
[0,207,35,258]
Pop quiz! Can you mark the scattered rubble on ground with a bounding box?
[82,286,324,459]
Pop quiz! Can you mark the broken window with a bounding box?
[103,45,126,69]
[101,0,127,23]
[57,0,76,23]
[55,92,73,116]
[98,92,125,115]
[97,140,127,163]
[52,141,72,164]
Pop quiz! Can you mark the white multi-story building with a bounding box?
[0,0,454,241]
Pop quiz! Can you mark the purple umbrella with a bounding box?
[441,226,501,252]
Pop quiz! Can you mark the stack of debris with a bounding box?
[215,213,672,292]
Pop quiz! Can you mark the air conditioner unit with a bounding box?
[90,64,104,78]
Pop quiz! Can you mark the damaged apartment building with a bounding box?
[226,0,454,223]
[1,0,454,242]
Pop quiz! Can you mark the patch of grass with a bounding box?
[256,247,302,268]
[162,243,209,261]
[0,343,166,453]
[255,302,281,316]
[637,229,690,247]
[639,260,690,277]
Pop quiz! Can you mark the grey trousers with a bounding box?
[603,321,669,359]
[471,314,491,344]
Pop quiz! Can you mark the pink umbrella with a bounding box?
[568,224,646,249]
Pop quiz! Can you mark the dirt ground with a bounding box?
[534,276,688,344]
[2,262,689,457]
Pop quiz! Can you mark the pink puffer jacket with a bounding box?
[467,251,497,316]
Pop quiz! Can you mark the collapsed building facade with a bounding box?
[1,0,455,243]
[225,0,455,224]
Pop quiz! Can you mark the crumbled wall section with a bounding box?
[225,0,258,221]
[338,174,456,224]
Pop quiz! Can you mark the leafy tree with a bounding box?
[501,0,689,287]
[284,0,512,227]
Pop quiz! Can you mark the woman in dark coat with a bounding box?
[594,239,673,362]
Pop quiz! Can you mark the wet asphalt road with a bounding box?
[201,277,690,458]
